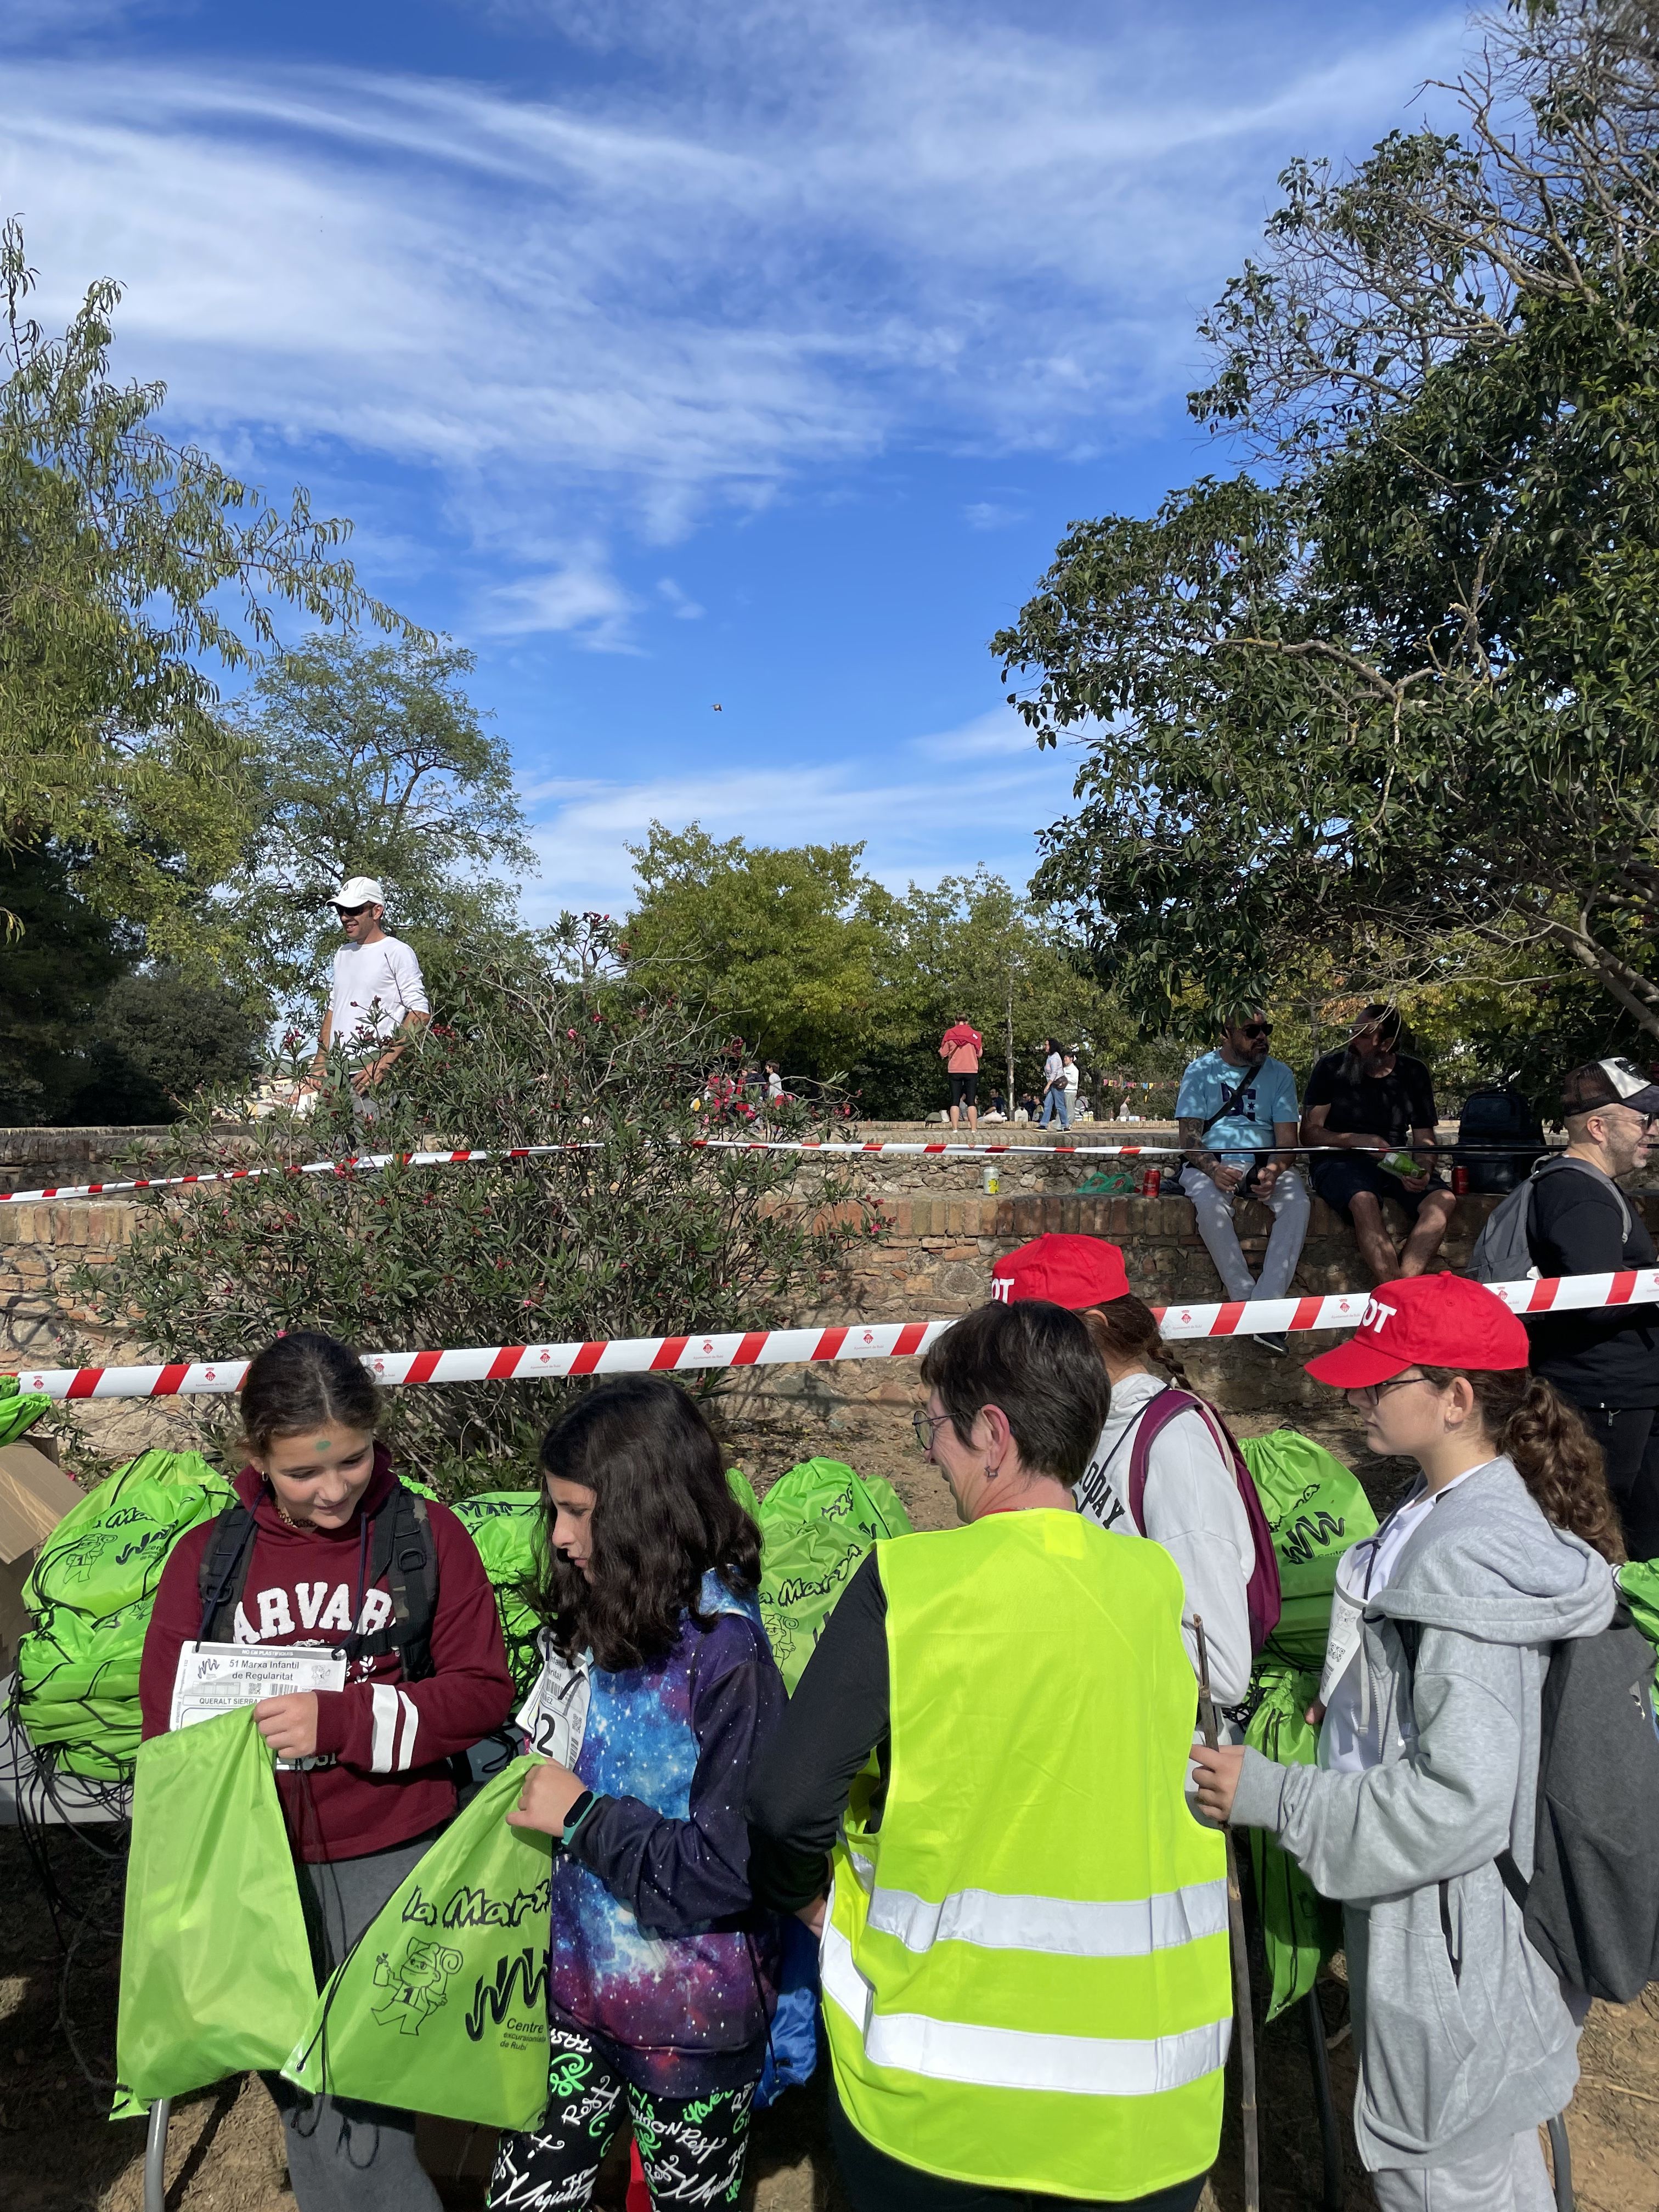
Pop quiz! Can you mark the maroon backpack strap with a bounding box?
[1125,1387,1197,1532]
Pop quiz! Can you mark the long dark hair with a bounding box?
[241,1331,380,1455]
[1080,1294,1194,1392]
[533,1378,761,1671]
[1418,1365,1626,1564]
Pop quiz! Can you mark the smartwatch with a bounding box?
[558,1788,598,1850]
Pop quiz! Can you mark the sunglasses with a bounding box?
[332,903,371,918]
[1239,1022,1273,1040]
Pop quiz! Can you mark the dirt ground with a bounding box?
[4,1821,1657,2212]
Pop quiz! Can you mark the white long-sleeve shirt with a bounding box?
[1075,1369,1256,1707]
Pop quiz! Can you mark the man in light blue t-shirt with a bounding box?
[1175,1011,1309,1353]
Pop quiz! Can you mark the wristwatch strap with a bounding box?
[559,1788,598,1849]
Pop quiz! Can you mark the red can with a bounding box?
[1141,1166,1163,1197]
[1452,1164,1470,1195]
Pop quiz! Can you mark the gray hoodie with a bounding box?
[1229,1457,1615,2174]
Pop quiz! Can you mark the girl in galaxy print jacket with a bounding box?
[491,1378,786,2212]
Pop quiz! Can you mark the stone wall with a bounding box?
[7,1123,1652,1532]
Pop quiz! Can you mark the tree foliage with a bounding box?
[77,952,872,1491]
[0,218,410,967]
[996,1,1659,1047]
[231,631,536,1019]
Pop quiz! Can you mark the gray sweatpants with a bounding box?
[266,1830,444,2212]
[1179,1164,1310,1302]
[1370,2126,1556,2212]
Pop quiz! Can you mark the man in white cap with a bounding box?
[308,876,429,1096]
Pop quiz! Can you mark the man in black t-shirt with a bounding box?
[1300,1004,1457,1284]
[1528,1056,1659,1560]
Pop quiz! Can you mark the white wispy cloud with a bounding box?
[3,3,1466,567]
[475,548,640,649]
[520,703,1088,916]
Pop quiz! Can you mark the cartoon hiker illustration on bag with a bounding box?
[371,1940,463,2034]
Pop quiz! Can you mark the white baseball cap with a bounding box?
[329,876,385,910]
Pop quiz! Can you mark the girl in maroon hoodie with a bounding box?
[139,1330,515,2212]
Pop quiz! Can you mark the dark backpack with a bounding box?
[196,1480,439,1681]
[1403,1610,1659,2002]
[1456,1083,1547,1196]
[1127,1389,1283,1657]
[1467,1152,1633,1286]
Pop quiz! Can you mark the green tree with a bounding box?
[77,952,873,1489]
[231,632,536,1021]
[995,2,1659,1051]
[0,218,410,967]
[623,824,904,1082]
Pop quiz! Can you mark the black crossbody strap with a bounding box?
[1200,1069,1260,1138]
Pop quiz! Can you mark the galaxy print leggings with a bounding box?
[488,2025,757,2211]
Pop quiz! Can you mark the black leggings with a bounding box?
[828,2081,1208,2212]
[489,2025,757,2210]
[1582,1404,1659,1562]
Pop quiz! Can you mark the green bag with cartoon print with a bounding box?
[284,1754,553,2129]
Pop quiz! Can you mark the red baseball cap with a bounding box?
[990,1234,1130,1311]
[1304,1273,1530,1387]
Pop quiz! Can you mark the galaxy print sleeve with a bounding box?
[563,1612,785,1936]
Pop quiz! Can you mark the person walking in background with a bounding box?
[1526,1057,1659,1561]
[747,1299,1229,2212]
[1040,1037,1069,1127]
[1176,1010,1308,1354]
[307,876,429,1097]
[937,1017,983,1133]
[1063,1051,1080,1120]
[1302,1004,1456,1284]
[1193,1275,1620,2212]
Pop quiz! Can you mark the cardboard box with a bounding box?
[0,1439,84,1675]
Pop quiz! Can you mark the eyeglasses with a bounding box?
[1239,1023,1273,1039]
[1348,1372,1427,1409]
[332,903,371,918]
[911,1409,952,1453]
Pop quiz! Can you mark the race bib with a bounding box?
[170,1640,346,1732]
[516,1642,591,1767]
[1318,1549,1369,1709]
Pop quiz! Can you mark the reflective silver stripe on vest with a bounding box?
[822,1920,1231,2097]
[847,1857,1228,1959]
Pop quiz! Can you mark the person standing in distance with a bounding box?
[937,1016,983,1134]
[308,876,430,1098]
[1526,1057,1659,1560]
[746,1299,1229,2212]
[1176,1009,1309,1355]
[1040,1037,1069,1128]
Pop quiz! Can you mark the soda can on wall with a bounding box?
[983,1163,1001,1196]
[1452,1164,1470,1195]
[1141,1166,1162,1197]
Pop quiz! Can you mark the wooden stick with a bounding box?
[1194,1614,1260,2212]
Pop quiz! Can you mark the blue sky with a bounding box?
[7,0,1470,922]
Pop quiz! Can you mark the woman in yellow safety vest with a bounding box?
[746,1297,1233,2212]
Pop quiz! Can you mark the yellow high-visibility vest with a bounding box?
[822,1509,1231,2201]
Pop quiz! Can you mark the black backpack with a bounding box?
[1404,1611,1659,2001]
[1456,1083,1547,1196]
[196,1481,439,1681]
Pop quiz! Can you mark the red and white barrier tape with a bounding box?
[14,1269,1658,1400]
[1,1134,1561,1205]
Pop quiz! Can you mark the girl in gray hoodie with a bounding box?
[1193,1274,1622,2212]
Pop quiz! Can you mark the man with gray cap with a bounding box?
[308,876,429,1097]
[1528,1054,1659,1557]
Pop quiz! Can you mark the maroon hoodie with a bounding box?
[139,1447,516,1861]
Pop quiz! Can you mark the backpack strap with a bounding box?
[1125,1387,1195,1532]
[347,1487,439,1681]
[197,1501,260,1642]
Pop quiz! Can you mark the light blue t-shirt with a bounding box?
[1176,1050,1299,1170]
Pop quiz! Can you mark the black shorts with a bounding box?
[949,1071,978,1108]
[1311,1151,1448,1222]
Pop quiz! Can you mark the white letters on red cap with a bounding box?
[1360,1296,1398,1333]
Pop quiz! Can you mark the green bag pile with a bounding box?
[452,1492,546,1698]
[0,1373,53,1447]
[16,1450,232,1779]
[1238,1430,1378,2021]
[754,1458,912,1692]
[285,1754,554,2130]
[113,1705,319,2117]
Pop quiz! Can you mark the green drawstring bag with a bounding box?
[112,1705,317,2118]
[756,1458,912,1691]
[1618,1559,1659,1660]
[284,1754,554,2131]
[1240,1430,1378,1673]
[726,1466,763,1528]
[452,1492,546,1697]
[1244,1664,1342,2023]
[0,1374,52,1446]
